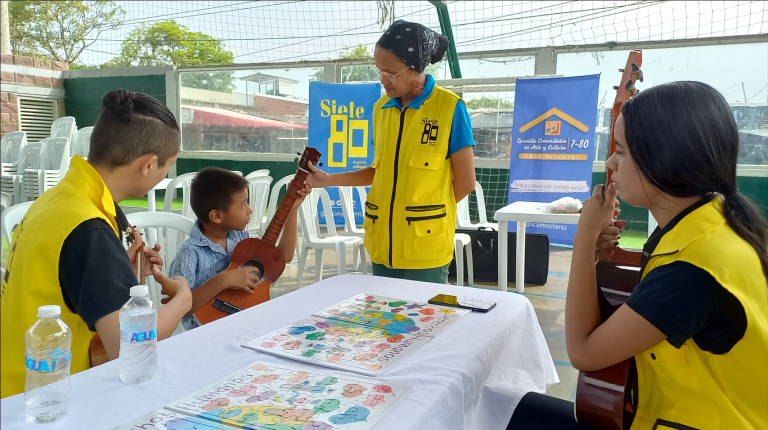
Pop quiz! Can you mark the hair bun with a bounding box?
[102,88,135,119]
[431,35,449,64]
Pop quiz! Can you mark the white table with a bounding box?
[1,275,558,430]
[147,178,177,212]
[494,202,580,293]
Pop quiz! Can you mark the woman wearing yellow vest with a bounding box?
[508,82,768,429]
[1,90,192,398]
[309,20,477,284]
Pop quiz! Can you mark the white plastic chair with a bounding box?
[71,126,94,159]
[1,201,34,267]
[457,181,498,231]
[245,169,270,180]
[1,131,27,174]
[297,188,366,287]
[338,186,369,272]
[0,192,10,211]
[125,212,194,308]
[162,172,196,219]
[49,116,77,142]
[454,233,475,286]
[0,142,43,204]
[24,137,70,200]
[246,175,273,237]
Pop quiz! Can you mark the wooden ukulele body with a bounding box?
[194,237,286,325]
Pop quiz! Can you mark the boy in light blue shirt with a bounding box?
[169,167,309,330]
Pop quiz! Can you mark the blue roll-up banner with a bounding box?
[308,81,382,226]
[507,75,600,245]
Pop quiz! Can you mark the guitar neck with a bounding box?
[261,170,309,246]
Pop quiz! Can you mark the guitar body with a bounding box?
[195,237,287,325]
[575,50,646,430]
[575,251,642,430]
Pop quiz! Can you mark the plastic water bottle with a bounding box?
[24,305,72,423]
[119,285,158,384]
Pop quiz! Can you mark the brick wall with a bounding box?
[0,54,69,137]
[253,94,307,117]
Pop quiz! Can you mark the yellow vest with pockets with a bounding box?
[1,155,120,398]
[632,197,768,430]
[364,86,461,270]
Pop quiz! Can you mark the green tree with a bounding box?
[105,20,235,93]
[8,1,124,64]
[313,45,444,83]
[466,96,514,109]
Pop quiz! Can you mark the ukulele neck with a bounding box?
[261,170,309,246]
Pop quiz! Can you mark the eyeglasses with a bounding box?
[371,63,411,84]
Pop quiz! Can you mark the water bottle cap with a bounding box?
[130,285,149,297]
[37,305,61,318]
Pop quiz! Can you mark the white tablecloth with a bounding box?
[0,275,558,430]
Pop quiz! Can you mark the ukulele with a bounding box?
[194,147,322,325]
[89,226,149,368]
[574,50,645,430]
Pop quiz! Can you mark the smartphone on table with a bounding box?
[428,294,497,313]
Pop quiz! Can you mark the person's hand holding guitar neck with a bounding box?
[125,227,164,283]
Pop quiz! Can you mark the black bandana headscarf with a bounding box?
[377,20,449,74]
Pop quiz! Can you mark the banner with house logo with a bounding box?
[308,82,381,225]
[507,75,600,245]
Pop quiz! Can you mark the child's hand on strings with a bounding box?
[576,182,620,246]
[223,266,261,293]
[291,181,312,211]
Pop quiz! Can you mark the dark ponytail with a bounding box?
[89,88,180,170]
[621,81,768,278]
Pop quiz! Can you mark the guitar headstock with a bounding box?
[295,147,322,171]
[606,50,644,186]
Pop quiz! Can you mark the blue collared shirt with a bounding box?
[381,74,475,158]
[168,221,251,330]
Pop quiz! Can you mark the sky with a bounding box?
[79,1,768,104]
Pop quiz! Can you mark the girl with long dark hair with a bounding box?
[509,81,768,429]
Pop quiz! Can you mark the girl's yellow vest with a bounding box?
[633,197,768,429]
[1,156,120,398]
[365,86,461,270]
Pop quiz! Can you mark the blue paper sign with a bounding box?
[308,82,381,226]
[507,75,600,245]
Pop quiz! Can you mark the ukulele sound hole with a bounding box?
[242,259,264,282]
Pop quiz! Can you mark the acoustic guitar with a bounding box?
[194,146,322,325]
[574,50,645,430]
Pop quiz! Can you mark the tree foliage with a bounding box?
[104,20,235,92]
[466,96,514,109]
[313,45,445,83]
[8,1,124,64]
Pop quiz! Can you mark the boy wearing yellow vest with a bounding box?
[1,89,192,398]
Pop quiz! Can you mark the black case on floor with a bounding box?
[449,228,550,285]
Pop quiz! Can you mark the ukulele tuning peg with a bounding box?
[294,158,299,162]
[618,68,624,72]
[613,86,619,90]
[318,162,323,167]
[297,152,302,155]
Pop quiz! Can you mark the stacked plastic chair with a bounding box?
[0,142,43,204]
[24,137,70,201]
[71,126,94,159]
[1,132,28,175]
